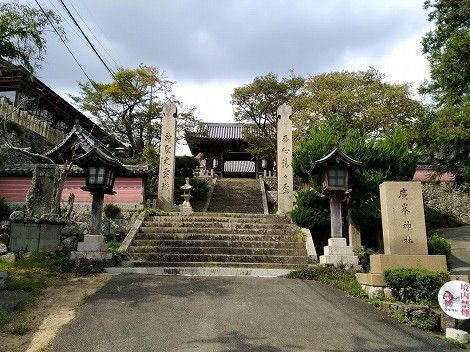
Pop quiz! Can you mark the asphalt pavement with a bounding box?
[48,275,458,352]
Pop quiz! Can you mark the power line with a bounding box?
[34,0,94,83]
[65,0,120,68]
[57,0,116,79]
[45,0,89,48]
[76,0,124,68]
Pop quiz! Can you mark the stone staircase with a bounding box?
[123,212,312,269]
[206,178,264,214]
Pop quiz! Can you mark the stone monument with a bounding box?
[9,164,65,252]
[356,181,447,294]
[157,103,177,209]
[276,104,293,215]
[26,164,59,216]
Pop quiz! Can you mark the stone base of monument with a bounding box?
[446,328,469,344]
[319,238,359,268]
[71,235,112,261]
[356,254,447,294]
[9,213,65,252]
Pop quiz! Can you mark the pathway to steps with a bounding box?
[117,212,312,273]
[437,226,470,276]
[49,275,458,352]
[206,178,264,214]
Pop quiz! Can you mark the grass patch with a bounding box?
[410,316,438,331]
[390,311,407,324]
[444,338,467,349]
[0,310,13,326]
[0,252,103,330]
[9,323,31,335]
[286,265,366,299]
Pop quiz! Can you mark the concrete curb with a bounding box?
[104,266,294,277]
[202,177,217,212]
[119,211,146,252]
[260,177,269,215]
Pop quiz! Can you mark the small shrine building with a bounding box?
[185,123,275,178]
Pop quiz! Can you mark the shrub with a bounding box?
[104,203,121,218]
[0,197,10,221]
[355,247,376,273]
[107,240,126,264]
[175,156,198,177]
[174,177,209,207]
[384,268,449,304]
[427,233,452,267]
[291,190,329,232]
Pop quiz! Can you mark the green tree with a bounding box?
[419,0,470,181]
[0,1,63,72]
[231,72,305,159]
[292,122,418,244]
[293,68,425,142]
[71,65,198,158]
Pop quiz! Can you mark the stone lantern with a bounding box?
[180,177,193,213]
[312,148,361,267]
[71,147,126,261]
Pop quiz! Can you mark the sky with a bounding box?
[21,0,432,155]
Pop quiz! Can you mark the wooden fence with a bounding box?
[0,98,66,145]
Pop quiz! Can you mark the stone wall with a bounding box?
[422,183,470,225]
[66,204,140,240]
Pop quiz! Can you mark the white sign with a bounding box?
[438,280,470,320]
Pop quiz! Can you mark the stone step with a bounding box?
[131,239,305,249]
[128,246,306,256]
[122,261,306,269]
[141,221,291,229]
[137,226,295,235]
[134,233,298,242]
[105,266,295,277]
[148,212,279,218]
[127,253,309,264]
[206,178,264,214]
[144,216,289,224]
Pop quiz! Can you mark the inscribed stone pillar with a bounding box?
[330,195,342,238]
[380,181,428,255]
[348,210,362,249]
[26,164,60,216]
[157,103,177,209]
[277,104,293,215]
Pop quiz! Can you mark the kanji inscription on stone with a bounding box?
[379,182,428,255]
[277,104,293,215]
[157,103,177,209]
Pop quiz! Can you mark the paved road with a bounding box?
[437,226,470,277]
[49,275,457,352]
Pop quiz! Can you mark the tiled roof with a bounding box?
[224,160,255,173]
[0,163,148,175]
[201,123,245,140]
[194,123,273,140]
[46,123,115,160]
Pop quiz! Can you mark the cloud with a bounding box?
[21,0,432,155]
[30,0,429,83]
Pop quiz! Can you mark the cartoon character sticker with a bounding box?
[443,290,455,307]
[438,281,469,320]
